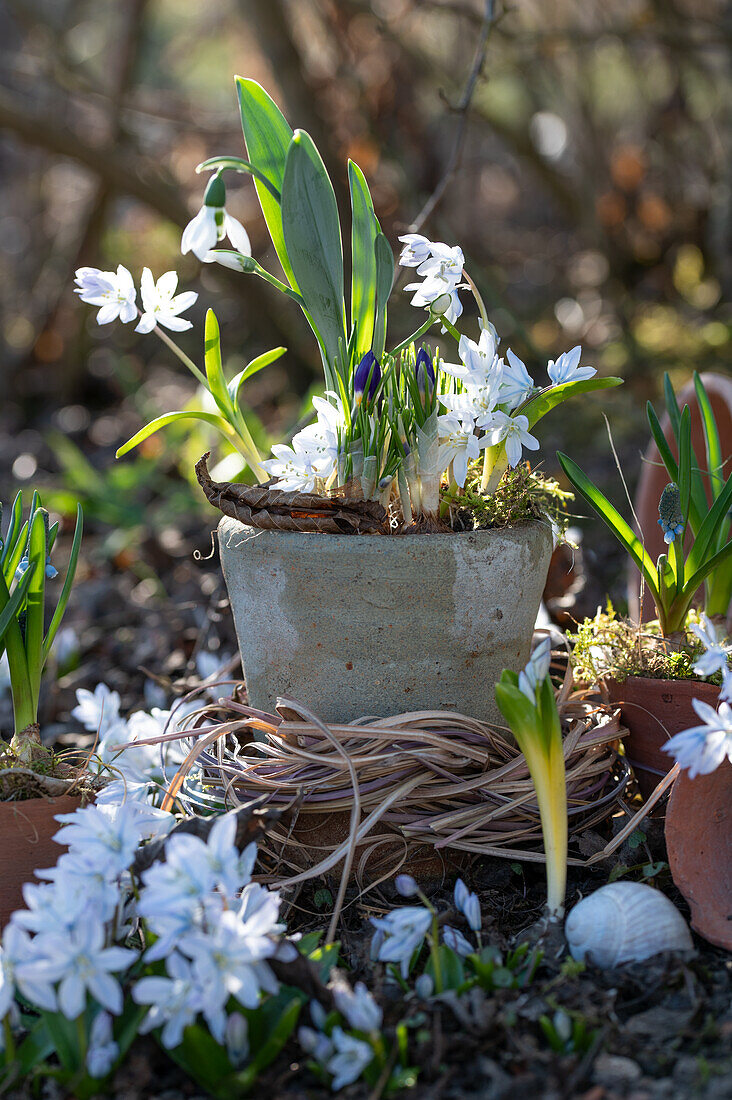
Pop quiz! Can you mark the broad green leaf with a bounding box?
[0,561,35,642]
[372,232,394,360]
[227,347,287,406]
[43,504,83,661]
[663,372,681,438]
[557,452,661,604]
[196,155,281,202]
[522,377,623,429]
[2,520,29,588]
[677,406,692,529]
[348,160,379,359]
[686,471,732,575]
[235,78,295,287]
[281,130,346,374]
[694,372,724,502]
[116,411,235,458]
[204,309,232,416]
[674,540,732,608]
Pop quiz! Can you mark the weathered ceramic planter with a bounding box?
[665,760,732,951]
[0,795,80,926]
[218,517,553,724]
[606,676,720,799]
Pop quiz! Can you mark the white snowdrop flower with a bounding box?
[31,918,136,1019]
[134,952,206,1049]
[517,636,552,705]
[443,925,474,958]
[437,414,486,487]
[135,268,198,334]
[326,1026,374,1090]
[332,979,383,1032]
[480,411,539,468]
[397,233,432,268]
[32,851,122,926]
[370,906,432,979]
[453,879,481,932]
[298,1024,334,1064]
[262,438,327,493]
[52,802,147,877]
[663,699,732,778]
[71,683,122,737]
[0,923,62,1015]
[689,614,732,678]
[500,349,535,409]
[86,1011,119,1079]
[415,242,464,283]
[405,273,463,326]
[181,173,251,263]
[74,265,137,325]
[547,345,596,386]
[415,973,434,999]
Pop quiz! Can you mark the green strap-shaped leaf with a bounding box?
[663,371,681,438]
[43,503,83,662]
[557,452,661,604]
[0,490,23,568]
[235,77,295,286]
[281,130,346,375]
[24,509,47,704]
[646,400,706,534]
[348,159,379,359]
[203,309,232,417]
[0,561,35,643]
[227,346,286,406]
[686,470,732,575]
[372,232,394,361]
[522,377,623,429]
[116,411,237,458]
[673,540,732,612]
[694,372,724,504]
[195,155,281,202]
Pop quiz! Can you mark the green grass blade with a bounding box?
[43,504,83,662]
[282,130,347,374]
[557,452,661,603]
[348,159,379,360]
[522,377,623,429]
[115,411,236,458]
[235,77,296,287]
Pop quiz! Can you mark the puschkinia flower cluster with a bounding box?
[663,614,732,777]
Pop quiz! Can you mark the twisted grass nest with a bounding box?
[147,670,632,892]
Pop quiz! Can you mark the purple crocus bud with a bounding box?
[415,347,435,394]
[354,351,381,404]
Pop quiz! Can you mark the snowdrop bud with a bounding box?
[203,171,226,209]
[310,1000,328,1031]
[415,347,435,393]
[658,483,684,544]
[225,1012,249,1067]
[354,351,381,403]
[415,974,434,1000]
[203,251,257,272]
[430,292,453,317]
[454,879,481,932]
[443,925,474,957]
[395,874,419,897]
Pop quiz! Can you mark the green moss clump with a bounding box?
[569,604,726,685]
[443,461,573,534]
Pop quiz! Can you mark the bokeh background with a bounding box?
[0,0,730,728]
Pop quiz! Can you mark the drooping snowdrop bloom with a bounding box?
[547,345,596,386]
[332,979,383,1032]
[397,233,432,267]
[0,923,62,1015]
[443,925,474,957]
[518,636,552,705]
[689,614,732,678]
[370,906,432,979]
[405,272,464,322]
[499,349,535,409]
[74,266,137,325]
[134,952,207,1049]
[86,1011,120,1078]
[437,414,485,487]
[31,918,136,1019]
[326,1027,374,1090]
[72,683,123,738]
[454,879,481,932]
[480,411,539,468]
[181,172,251,262]
[135,269,198,334]
[663,699,732,778]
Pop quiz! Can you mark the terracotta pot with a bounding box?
[0,795,80,926]
[630,371,732,625]
[606,676,720,800]
[665,761,732,950]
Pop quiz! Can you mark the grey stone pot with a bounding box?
[218,517,553,724]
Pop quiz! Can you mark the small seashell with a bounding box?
[565,882,694,968]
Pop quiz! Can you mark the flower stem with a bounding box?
[429,914,444,993]
[463,270,489,330]
[150,323,208,390]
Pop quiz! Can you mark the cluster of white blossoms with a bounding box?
[261,394,345,493]
[663,614,732,778]
[74,266,197,333]
[399,234,466,325]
